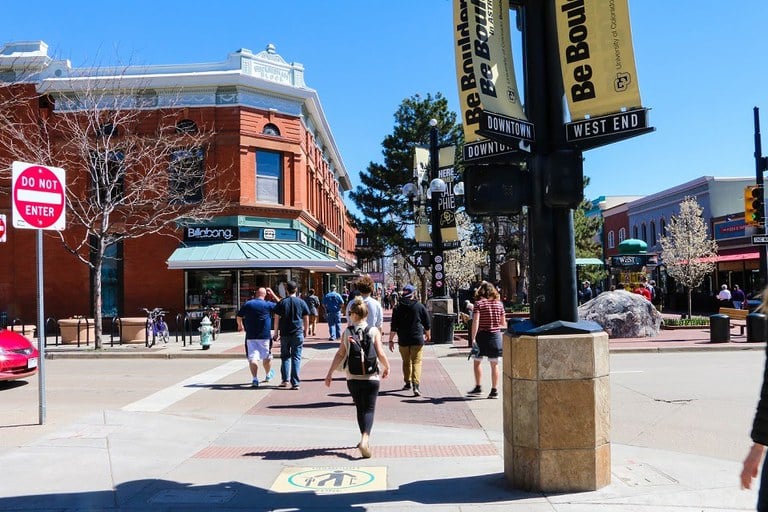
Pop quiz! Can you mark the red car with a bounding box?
[0,330,39,381]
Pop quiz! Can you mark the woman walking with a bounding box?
[468,281,506,399]
[325,296,390,458]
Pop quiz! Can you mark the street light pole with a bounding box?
[429,119,446,300]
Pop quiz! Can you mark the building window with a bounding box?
[660,218,667,237]
[169,147,204,204]
[632,225,638,239]
[650,221,657,246]
[176,119,198,134]
[90,150,124,203]
[641,223,647,242]
[263,123,280,136]
[608,231,615,249]
[256,150,282,204]
[619,228,626,242]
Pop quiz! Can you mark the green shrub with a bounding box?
[663,316,709,327]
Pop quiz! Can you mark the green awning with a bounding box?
[575,258,605,266]
[166,241,351,272]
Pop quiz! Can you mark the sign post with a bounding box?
[12,161,66,425]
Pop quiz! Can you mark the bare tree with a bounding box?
[0,74,231,348]
[659,196,718,318]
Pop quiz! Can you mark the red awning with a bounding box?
[717,252,759,262]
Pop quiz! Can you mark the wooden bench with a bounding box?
[719,307,749,336]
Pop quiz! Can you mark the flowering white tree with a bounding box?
[444,211,487,297]
[659,196,718,318]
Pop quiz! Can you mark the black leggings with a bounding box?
[346,379,380,435]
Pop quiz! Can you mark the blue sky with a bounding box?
[4,0,768,204]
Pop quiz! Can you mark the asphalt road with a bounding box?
[1,351,764,464]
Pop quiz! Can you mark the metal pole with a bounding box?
[37,229,46,424]
[430,121,446,299]
[754,107,767,289]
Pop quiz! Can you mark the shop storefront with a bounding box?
[168,220,353,330]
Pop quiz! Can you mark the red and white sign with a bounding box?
[0,214,6,242]
[12,162,66,231]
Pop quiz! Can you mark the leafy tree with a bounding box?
[575,176,606,286]
[0,75,230,348]
[659,196,718,318]
[348,93,461,297]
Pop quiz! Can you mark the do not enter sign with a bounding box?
[12,162,66,231]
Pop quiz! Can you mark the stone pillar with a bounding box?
[503,331,610,492]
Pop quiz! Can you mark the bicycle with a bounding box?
[203,306,221,340]
[142,307,170,347]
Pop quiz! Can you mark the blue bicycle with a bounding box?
[142,307,169,347]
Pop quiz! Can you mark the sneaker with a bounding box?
[468,385,482,395]
[251,379,259,388]
[488,388,499,399]
[329,336,335,341]
[402,382,411,390]
[278,381,290,388]
[264,369,275,382]
[291,385,300,391]
[413,385,421,397]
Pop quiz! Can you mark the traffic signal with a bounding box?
[745,185,763,226]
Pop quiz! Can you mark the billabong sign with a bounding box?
[566,109,649,142]
[185,226,237,242]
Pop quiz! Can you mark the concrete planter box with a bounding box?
[119,317,148,344]
[58,318,95,344]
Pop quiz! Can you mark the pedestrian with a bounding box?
[717,284,732,305]
[304,288,320,336]
[324,296,390,458]
[236,287,279,387]
[388,284,431,396]
[468,281,506,399]
[273,280,310,390]
[578,281,593,304]
[741,287,768,508]
[649,279,662,311]
[733,284,747,310]
[323,284,344,341]
[345,275,383,330]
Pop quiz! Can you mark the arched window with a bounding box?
[263,123,280,136]
[633,225,638,239]
[650,221,657,246]
[608,231,615,249]
[641,223,647,242]
[176,119,198,134]
[619,228,626,242]
[660,218,667,237]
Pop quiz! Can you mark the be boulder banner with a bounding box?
[556,0,642,120]
[454,0,530,161]
[413,147,431,247]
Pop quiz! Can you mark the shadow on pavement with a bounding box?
[0,474,540,511]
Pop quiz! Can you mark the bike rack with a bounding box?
[44,317,60,346]
[75,317,91,348]
[107,317,122,347]
[179,313,196,347]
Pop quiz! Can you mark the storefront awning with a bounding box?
[166,241,352,272]
[575,258,604,266]
[717,251,759,262]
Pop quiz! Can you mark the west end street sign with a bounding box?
[565,108,652,148]
[752,235,768,244]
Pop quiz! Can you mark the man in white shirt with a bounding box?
[346,275,383,329]
[717,284,732,303]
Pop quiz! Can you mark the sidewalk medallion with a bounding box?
[271,466,386,494]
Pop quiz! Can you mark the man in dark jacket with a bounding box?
[388,284,431,396]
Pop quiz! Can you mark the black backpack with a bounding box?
[344,326,378,375]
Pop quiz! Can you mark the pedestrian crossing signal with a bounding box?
[744,185,763,227]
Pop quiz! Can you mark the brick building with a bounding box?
[0,41,357,329]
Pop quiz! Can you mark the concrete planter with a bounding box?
[58,318,95,344]
[119,317,149,344]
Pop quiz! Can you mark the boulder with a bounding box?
[578,290,662,338]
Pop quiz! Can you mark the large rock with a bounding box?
[578,290,662,338]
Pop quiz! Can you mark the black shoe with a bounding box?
[402,382,411,390]
[468,385,482,395]
[413,385,421,397]
[488,388,499,399]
